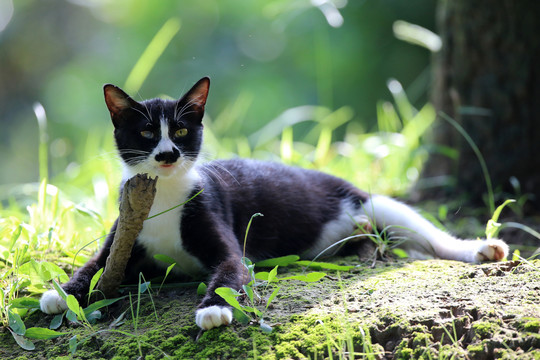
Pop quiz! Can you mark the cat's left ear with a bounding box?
[176,77,210,122]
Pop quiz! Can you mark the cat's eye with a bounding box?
[174,128,188,138]
[140,130,155,139]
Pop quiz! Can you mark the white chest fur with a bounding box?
[136,169,205,276]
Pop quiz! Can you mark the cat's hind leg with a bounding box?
[361,195,509,263]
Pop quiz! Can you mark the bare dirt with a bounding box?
[1,257,539,359]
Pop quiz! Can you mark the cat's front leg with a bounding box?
[40,221,117,314]
[40,260,102,314]
[195,257,244,330]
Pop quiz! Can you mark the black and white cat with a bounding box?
[40,77,509,330]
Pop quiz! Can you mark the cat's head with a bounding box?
[104,77,209,180]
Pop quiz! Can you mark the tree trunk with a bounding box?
[419,0,540,213]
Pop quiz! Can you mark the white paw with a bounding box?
[40,289,68,314]
[195,305,233,330]
[475,239,509,262]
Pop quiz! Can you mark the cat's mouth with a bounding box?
[160,164,174,168]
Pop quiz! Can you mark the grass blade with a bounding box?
[255,255,299,267]
[124,18,181,94]
[439,112,494,214]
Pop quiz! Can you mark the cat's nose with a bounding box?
[155,149,180,164]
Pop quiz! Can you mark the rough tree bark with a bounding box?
[95,174,157,299]
[419,0,540,213]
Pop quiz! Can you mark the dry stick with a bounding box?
[95,173,157,299]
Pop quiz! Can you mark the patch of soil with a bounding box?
[1,258,539,359]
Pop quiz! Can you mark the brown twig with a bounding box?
[95,173,157,299]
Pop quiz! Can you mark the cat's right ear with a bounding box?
[103,84,140,128]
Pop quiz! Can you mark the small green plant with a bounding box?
[485,199,515,240]
[439,112,495,215]
[215,213,340,333]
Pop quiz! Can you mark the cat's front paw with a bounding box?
[40,289,68,314]
[475,239,509,262]
[195,305,233,330]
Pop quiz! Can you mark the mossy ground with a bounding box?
[1,258,539,359]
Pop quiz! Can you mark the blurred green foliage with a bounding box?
[0,0,435,186]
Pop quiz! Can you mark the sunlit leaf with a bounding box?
[255,271,270,281]
[293,260,354,271]
[40,262,69,283]
[266,287,280,310]
[215,287,243,311]
[486,199,515,239]
[83,297,123,316]
[279,272,326,282]
[25,327,67,339]
[242,284,254,303]
[165,263,176,278]
[65,295,80,316]
[9,297,40,309]
[89,267,104,294]
[241,305,262,317]
[197,282,207,296]
[255,255,299,268]
[267,266,278,284]
[392,248,409,258]
[153,254,176,265]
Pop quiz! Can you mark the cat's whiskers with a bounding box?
[174,97,197,120]
[118,148,151,155]
[199,162,240,186]
[175,110,197,122]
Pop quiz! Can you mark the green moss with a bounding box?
[411,332,432,348]
[437,344,465,359]
[467,343,486,360]
[394,346,413,360]
[473,321,500,339]
[516,318,540,333]
[2,259,540,359]
[275,342,306,359]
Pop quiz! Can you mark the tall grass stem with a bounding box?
[33,102,48,181]
[439,112,494,214]
[124,18,181,94]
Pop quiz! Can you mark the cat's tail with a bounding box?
[361,195,509,263]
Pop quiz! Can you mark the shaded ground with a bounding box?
[1,257,539,359]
